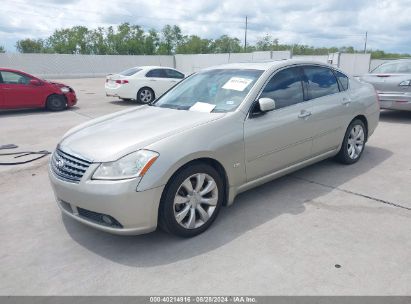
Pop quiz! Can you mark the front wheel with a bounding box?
[46,94,67,111]
[336,119,367,164]
[159,163,224,237]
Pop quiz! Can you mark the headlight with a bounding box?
[399,80,411,86]
[60,87,70,93]
[92,150,159,180]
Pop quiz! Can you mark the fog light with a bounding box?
[101,215,113,225]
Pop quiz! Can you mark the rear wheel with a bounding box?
[336,119,367,164]
[46,94,67,111]
[137,87,154,104]
[159,163,223,237]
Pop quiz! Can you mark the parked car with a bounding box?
[359,59,411,111]
[0,68,77,111]
[49,60,379,237]
[105,66,185,103]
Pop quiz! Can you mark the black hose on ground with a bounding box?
[0,145,51,165]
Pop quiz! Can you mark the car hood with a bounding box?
[59,105,225,162]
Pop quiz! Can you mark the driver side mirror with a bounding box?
[29,79,42,86]
[258,98,276,112]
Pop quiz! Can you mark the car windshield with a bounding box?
[119,67,141,76]
[153,69,264,112]
[372,61,411,74]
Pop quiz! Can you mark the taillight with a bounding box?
[115,80,129,84]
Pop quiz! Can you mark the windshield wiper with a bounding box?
[159,104,191,110]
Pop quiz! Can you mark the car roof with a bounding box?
[0,67,25,73]
[203,59,335,72]
[138,66,177,70]
[0,67,35,77]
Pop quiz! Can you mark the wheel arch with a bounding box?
[352,114,368,141]
[137,86,155,101]
[161,157,230,207]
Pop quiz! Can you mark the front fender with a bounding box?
[136,113,247,193]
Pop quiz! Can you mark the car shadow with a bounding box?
[0,108,47,117]
[379,110,411,124]
[63,145,392,267]
[108,100,144,106]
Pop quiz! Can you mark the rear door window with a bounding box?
[334,70,349,91]
[372,62,411,74]
[164,69,184,79]
[303,66,340,99]
[119,67,141,76]
[146,69,166,78]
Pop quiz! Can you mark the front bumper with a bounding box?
[378,92,411,111]
[49,164,164,235]
[64,91,77,107]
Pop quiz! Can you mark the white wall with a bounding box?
[175,53,229,75]
[0,51,371,78]
[338,53,371,76]
[0,53,174,79]
[270,51,292,60]
[293,55,329,63]
[174,51,291,75]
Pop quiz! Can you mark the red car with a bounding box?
[0,68,77,111]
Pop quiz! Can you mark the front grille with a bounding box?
[51,149,91,183]
[77,207,123,228]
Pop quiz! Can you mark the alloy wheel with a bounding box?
[347,124,365,159]
[173,173,218,229]
[139,89,153,103]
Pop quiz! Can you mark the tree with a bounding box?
[144,29,160,55]
[210,35,242,53]
[88,27,109,55]
[255,34,279,51]
[47,26,92,54]
[176,35,211,54]
[105,23,145,55]
[16,39,45,53]
[13,23,411,58]
[158,25,183,55]
[0,45,5,53]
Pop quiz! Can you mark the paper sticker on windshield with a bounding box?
[222,77,253,91]
[189,102,216,113]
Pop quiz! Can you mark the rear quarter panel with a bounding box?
[349,78,380,138]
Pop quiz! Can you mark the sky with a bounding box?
[1,0,411,53]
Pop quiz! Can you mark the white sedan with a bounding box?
[105,66,185,103]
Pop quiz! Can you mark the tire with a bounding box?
[137,87,155,104]
[46,94,67,111]
[159,163,224,237]
[336,119,367,164]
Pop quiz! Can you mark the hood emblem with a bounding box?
[56,158,65,169]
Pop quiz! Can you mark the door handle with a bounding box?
[342,98,351,106]
[298,110,312,119]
